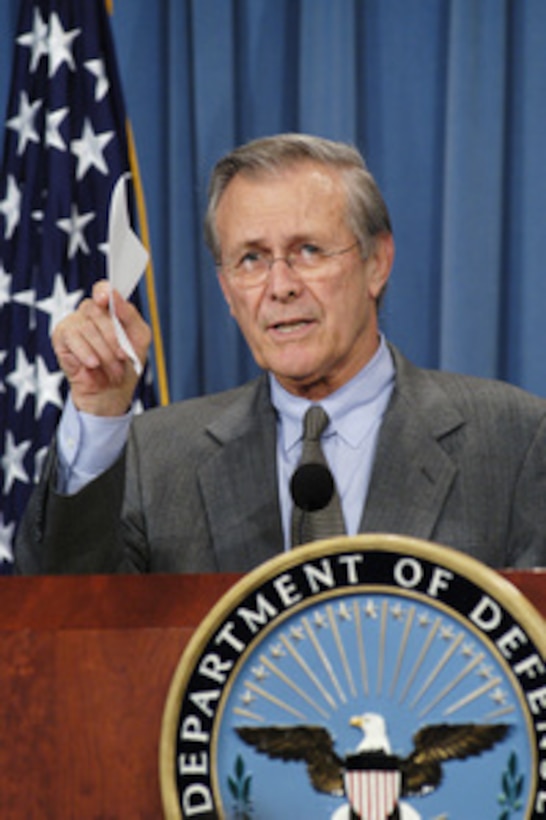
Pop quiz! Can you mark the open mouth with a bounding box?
[273,320,311,333]
[269,316,315,334]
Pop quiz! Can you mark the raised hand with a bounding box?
[52,280,152,416]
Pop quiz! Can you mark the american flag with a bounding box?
[0,0,156,571]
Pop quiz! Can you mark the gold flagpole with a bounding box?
[126,121,170,406]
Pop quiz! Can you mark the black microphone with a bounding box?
[290,462,334,512]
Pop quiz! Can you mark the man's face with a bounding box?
[216,161,393,399]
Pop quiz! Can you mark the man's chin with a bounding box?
[269,364,329,398]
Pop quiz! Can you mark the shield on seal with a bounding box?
[344,752,401,820]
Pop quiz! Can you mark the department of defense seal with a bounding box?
[159,534,546,819]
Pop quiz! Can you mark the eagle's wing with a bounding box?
[236,725,344,795]
[401,722,510,795]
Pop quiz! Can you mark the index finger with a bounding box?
[91,279,112,308]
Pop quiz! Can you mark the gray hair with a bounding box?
[204,133,392,262]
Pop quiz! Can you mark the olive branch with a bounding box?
[498,751,524,819]
[228,754,253,818]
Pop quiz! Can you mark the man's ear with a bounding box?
[367,233,394,300]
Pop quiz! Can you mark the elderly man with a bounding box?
[15,134,546,573]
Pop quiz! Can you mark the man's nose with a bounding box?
[266,257,303,299]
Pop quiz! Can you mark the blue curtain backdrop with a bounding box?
[1,0,545,401]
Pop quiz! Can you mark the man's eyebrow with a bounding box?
[229,232,324,254]
[230,236,267,250]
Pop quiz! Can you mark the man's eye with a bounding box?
[238,251,263,270]
[294,243,323,266]
[299,243,322,260]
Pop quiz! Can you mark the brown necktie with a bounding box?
[290,405,346,546]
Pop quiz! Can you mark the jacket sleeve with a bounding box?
[14,442,130,574]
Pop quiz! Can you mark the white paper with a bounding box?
[106,174,149,376]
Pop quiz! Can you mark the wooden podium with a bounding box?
[0,570,543,818]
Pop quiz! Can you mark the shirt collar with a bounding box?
[269,334,395,454]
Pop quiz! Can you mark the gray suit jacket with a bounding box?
[15,345,546,573]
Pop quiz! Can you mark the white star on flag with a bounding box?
[0,263,12,307]
[35,274,84,333]
[71,118,114,180]
[6,347,36,411]
[47,12,80,77]
[0,517,15,564]
[17,6,48,72]
[85,59,110,101]
[0,174,22,239]
[7,90,42,156]
[35,356,65,417]
[11,288,38,331]
[45,107,68,151]
[56,204,95,258]
[0,352,6,394]
[11,288,36,308]
[1,431,31,495]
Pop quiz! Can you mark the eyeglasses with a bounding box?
[219,240,361,289]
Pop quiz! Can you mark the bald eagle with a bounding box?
[236,712,509,818]
[349,713,391,753]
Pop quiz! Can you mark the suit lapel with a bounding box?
[361,348,464,540]
[197,377,283,571]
